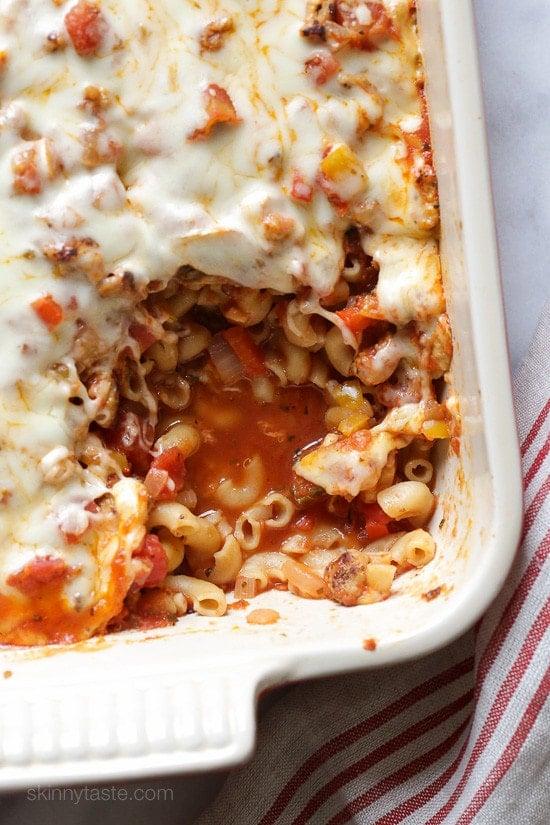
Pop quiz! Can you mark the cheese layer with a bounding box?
[0,0,437,641]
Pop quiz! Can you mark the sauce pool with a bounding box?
[185,381,328,514]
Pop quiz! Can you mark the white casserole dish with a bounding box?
[0,0,522,789]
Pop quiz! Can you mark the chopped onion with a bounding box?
[208,333,243,384]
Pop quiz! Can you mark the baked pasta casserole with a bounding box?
[0,0,454,644]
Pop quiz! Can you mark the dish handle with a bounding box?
[0,658,293,785]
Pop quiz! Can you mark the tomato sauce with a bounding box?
[183,381,400,557]
[184,381,328,514]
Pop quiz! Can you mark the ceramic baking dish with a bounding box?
[0,0,522,789]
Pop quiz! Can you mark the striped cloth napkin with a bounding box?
[199,303,550,825]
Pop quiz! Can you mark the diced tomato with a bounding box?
[290,171,313,203]
[129,322,157,353]
[336,304,376,335]
[31,295,64,330]
[359,502,392,541]
[105,410,153,475]
[65,1,106,57]
[142,467,169,500]
[7,556,69,594]
[151,447,186,488]
[304,51,340,85]
[221,326,267,377]
[364,520,390,540]
[188,84,240,141]
[62,531,82,545]
[361,502,392,524]
[133,534,169,589]
[333,1,398,50]
[364,2,398,44]
[145,447,186,501]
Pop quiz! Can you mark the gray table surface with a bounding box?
[475,0,550,367]
[2,1,549,823]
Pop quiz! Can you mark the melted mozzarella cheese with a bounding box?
[294,401,437,497]
[364,235,445,325]
[295,430,409,498]
[0,0,434,638]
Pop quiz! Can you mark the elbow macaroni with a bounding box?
[215,455,265,509]
[377,481,435,526]
[198,535,243,587]
[149,503,222,555]
[166,575,226,617]
[390,530,436,569]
